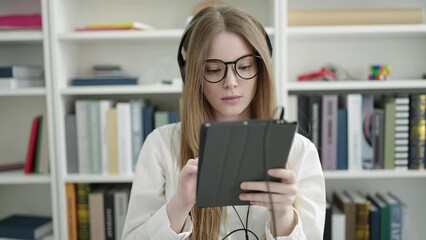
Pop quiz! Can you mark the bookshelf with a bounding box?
[0,0,424,239]
[285,0,426,239]
[0,0,58,239]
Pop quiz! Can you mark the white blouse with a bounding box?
[122,123,325,240]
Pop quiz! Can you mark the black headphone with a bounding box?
[177,14,273,83]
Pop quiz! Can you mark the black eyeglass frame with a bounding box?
[203,54,262,83]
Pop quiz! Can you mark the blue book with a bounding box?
[168,111,180,123]
[142,105,155,140]
[0,215,52,239]
[369,202,380,240]
[71,76,138,86]
[337,108,348,170]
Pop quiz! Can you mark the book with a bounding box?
[0,215,52,239]
[75,21,154,31]
[0,162,25,172]
[394,95,410,170]
[71,76,138,86]
[25,116,41,174]
[130,99,145,172]
[76,183,91,240]
[288,8,424,26]
[65,115,79,174]
[113,187,130,240]
[88,101,102,174]
[37,114,49,174]
[372,109,385,169]
[99,100,114,175]
[377,192,402,240]
[142,104,155,140]
[367,193,391,240]
[0,14,42,29]
[154,111,169,129]
[107,108,119,174]
[333,191,356,240]
[345,191,371,240]
[408,94,426,170]
[345,94,363,170]
[332,206,346,240]
[104,189,116,240]
[297,95,311,139]
[0,65,43,78]
[369,201,380,240]
[117,102,133,175]
[380,97,396,169]
[89,187,106,240]
[66,183,78,240]
[361,95,374,170]
[321,94,338,170]
[168,111,180,124]
[75,100,90,174]
[0,78,44,89]
[309,95,322,156]
[337,108,348,170]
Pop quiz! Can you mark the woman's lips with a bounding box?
[221,96,241,103]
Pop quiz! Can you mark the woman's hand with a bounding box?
[239,168,298,236]
[167,158,198,233]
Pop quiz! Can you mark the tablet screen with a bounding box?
[196,120,297,207]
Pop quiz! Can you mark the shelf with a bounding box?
[287,80,426,93]
[288,24,426,38]
[65,174,133,183]
[57,27,274,42]
[0,30,43,42]
[324,169,426,179]
[0,171,51,184]
[61,85,182,95]
[0,88,47,96]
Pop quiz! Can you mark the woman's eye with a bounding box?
[206,69,222,74]
[238,65,252,71]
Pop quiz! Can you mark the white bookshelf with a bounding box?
[64,174,134,184]
[0,0,59,238]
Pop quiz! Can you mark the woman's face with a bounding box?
[203,31,257,121]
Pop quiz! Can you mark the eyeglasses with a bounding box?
[203,54,262,83]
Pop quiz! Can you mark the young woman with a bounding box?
[122,5,325,240]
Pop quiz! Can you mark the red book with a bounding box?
[0,14,42,29]
[24,116,41,174]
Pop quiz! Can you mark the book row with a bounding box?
[324,191,407,240]
[298,94,426,171]
[65,99,180,175]
[66,183,131,240]
[0,65,45,89]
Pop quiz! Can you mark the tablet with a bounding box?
[196,119,297,208]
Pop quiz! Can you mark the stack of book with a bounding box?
[24,115,50,174]
[0,65,44,89]
[71,65,138,86]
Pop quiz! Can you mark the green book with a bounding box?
[88,101,102,174]
[33,115,43,173]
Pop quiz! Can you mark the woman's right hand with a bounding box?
[175,158,198,210]
[167,158,198,233]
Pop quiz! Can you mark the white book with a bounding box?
[117,102,133,175]
[345,94,363,170]
[75,100,90,174]
[113,188,130,240]
[332,206,346,240]
[99,100,114,175]
[0,78,44,89]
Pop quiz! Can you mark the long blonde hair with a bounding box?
[179,5,276,240]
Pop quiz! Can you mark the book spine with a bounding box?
[75,100,90,174]
[107,108,119,174]
[297,95,311,139]
[337,108,348,170]
[346,94,363,171]
[361,95,375,170]
[409,94,426,170]
[76,183,91,240]
[321,95,338,170]
[130,100,144,172]
[88,101,102,174]
[383,99,396,169]
[99,100,113,174]
[25,116,41,174]
[394,96,410,170]
[117,103,133,175]
[104,190,115,240]
[309,95,322,156]
[373,109,385,169]
[66,184,78,240]
[113,189,130,240]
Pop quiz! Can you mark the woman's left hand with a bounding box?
[239,168,298,226]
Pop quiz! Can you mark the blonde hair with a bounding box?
[179,5,276,240]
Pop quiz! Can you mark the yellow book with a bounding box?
[107,108,119,174]
[66,183,78,240]
[85,21,154,30]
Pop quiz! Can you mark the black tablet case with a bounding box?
[196,120,297,208]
